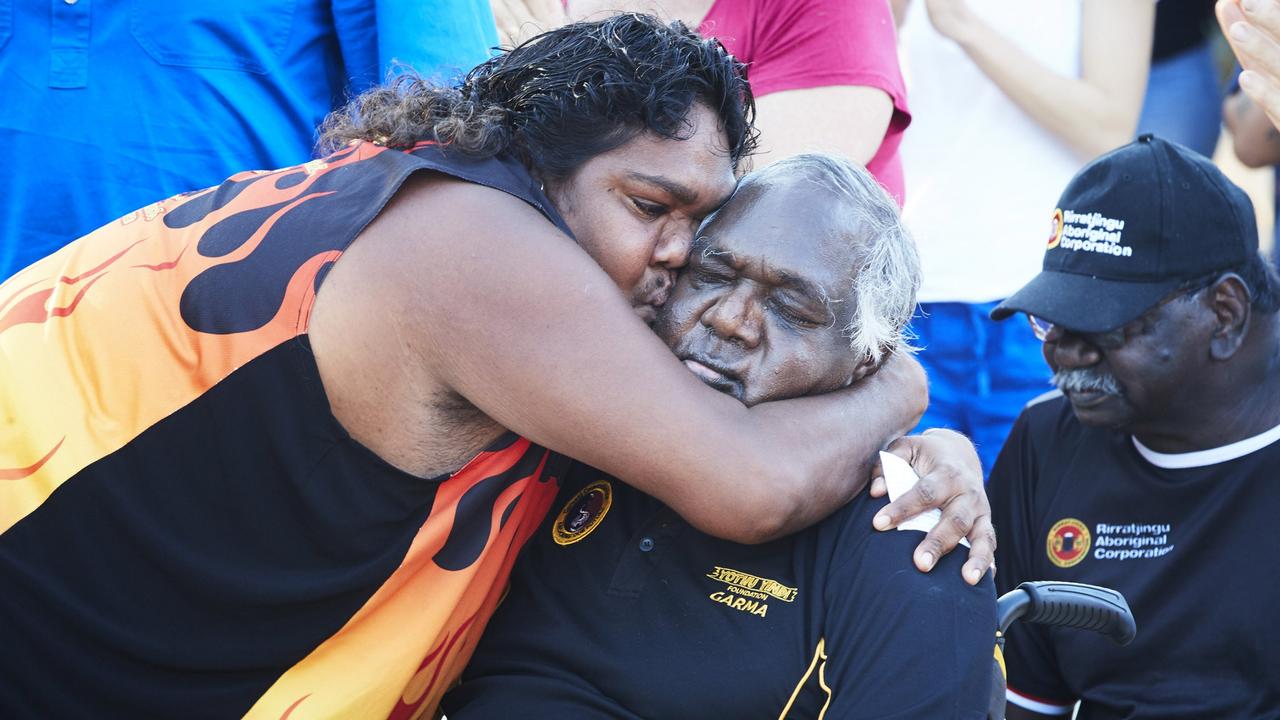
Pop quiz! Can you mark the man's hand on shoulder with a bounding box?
[869,429,995,586]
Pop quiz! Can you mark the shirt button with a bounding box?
[64,0,78,4]
[638,537,655,552]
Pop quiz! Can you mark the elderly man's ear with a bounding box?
[1209,274,1252,361]
[846,352,885,386]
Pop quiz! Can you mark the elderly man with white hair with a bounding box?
[441,153,997,720]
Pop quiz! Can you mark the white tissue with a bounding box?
[878,451,969,547]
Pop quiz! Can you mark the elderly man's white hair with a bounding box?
[742,153,922,365]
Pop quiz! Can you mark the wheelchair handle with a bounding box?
[997,581,1136,646]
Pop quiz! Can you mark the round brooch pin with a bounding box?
[552,480,612,546]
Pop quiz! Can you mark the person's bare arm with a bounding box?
[751,86,894,169]
[1224,88,1280,167]
[314,176,925,544]
[489,0,693,47]
[924,0,1153,160]
[890,0,911,27]
[1220,0,1280,129]
[491,0,566,47]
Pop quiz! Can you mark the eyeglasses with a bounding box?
[1027,285,1206,350]
[1027,314,1129,350]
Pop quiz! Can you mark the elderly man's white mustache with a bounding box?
[1052,367,1123,397]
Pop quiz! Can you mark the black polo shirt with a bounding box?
[444,463,996,719]
[990,392,1280,718]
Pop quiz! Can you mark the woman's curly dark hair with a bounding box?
[317,13,757,184]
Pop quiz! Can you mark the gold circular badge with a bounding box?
[1046,208,1065,249]
[1047,518,1090,568]
[552,480,612,546]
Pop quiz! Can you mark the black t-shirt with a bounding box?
[989,392,1280,719]
[444,463,996,719]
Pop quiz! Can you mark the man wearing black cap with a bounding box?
[987,134,1280,719]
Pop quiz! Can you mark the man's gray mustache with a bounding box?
[1052,367,1123,397]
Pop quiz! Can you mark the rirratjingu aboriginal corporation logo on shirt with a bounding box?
[1046,517,1090,568]
[1047,518,1177,567]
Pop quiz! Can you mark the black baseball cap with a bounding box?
[991,134,1258,332]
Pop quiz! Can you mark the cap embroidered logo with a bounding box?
[1046,208,1064,249]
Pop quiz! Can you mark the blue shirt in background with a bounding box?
[0,0,497,280]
